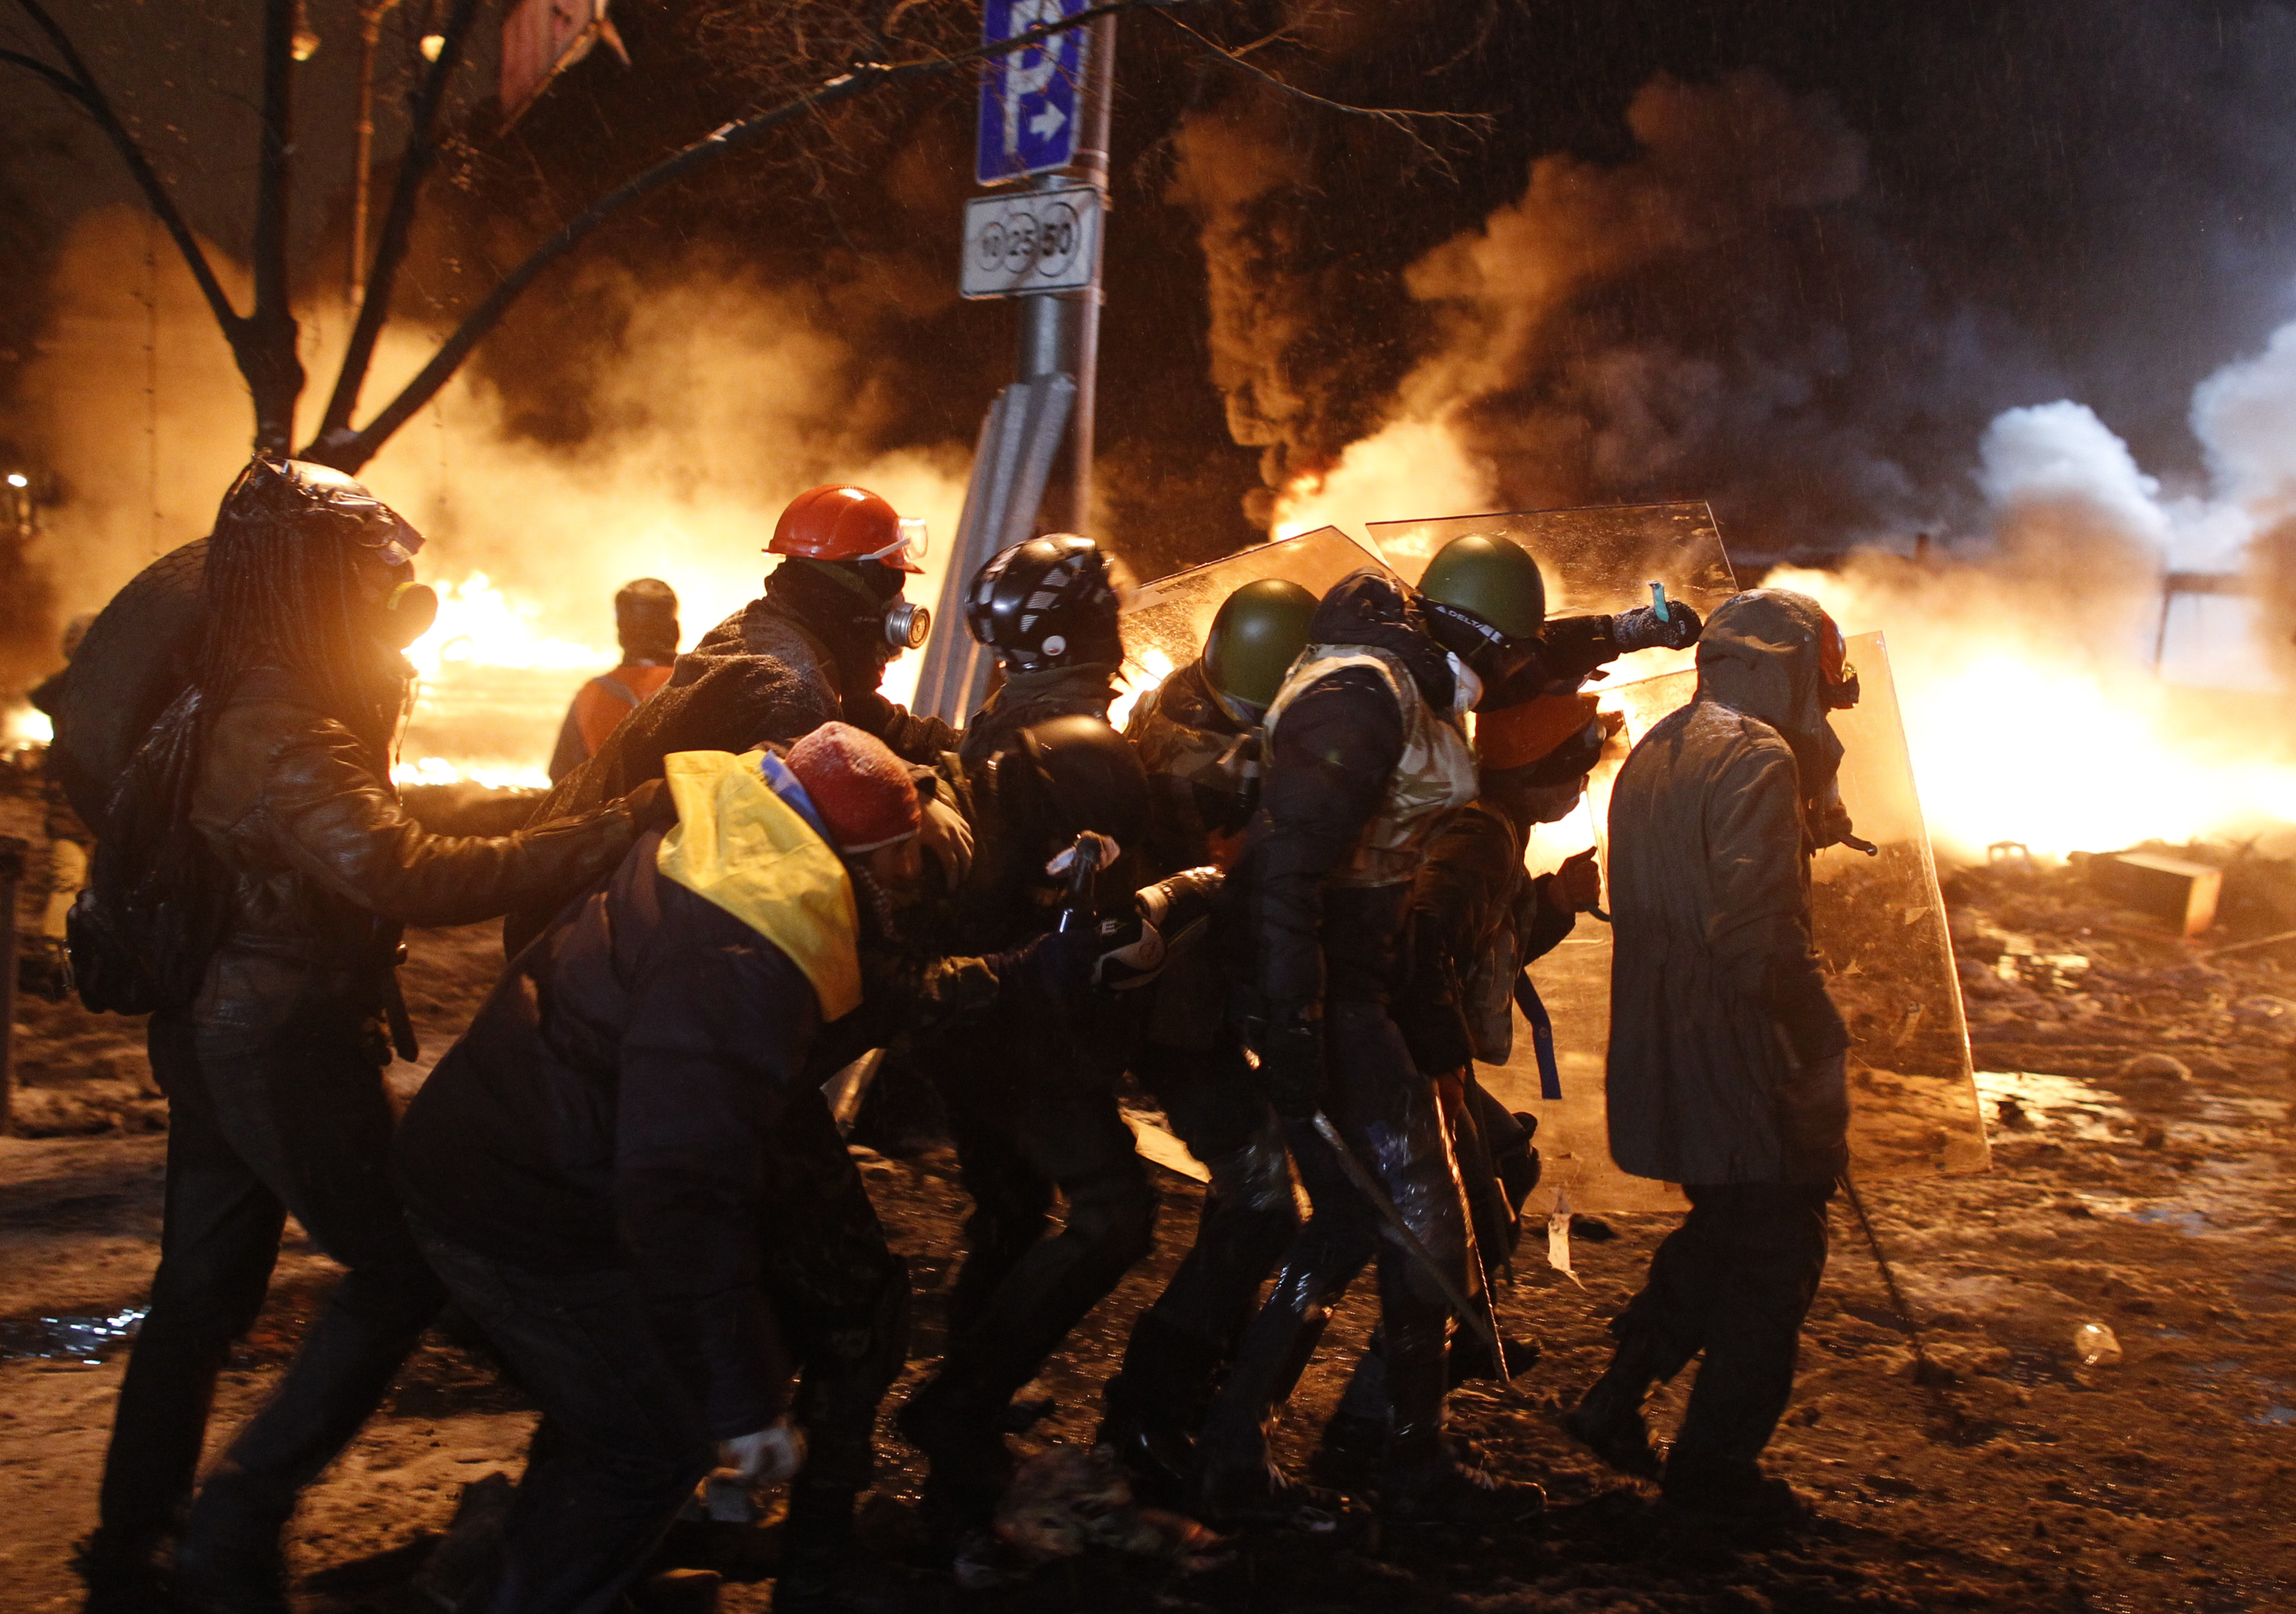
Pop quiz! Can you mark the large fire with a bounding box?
[400,533,2296,870]
[404,573,612,680]
[1259,443,2296,867]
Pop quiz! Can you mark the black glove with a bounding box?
[1609,601,1704,652]
[621,776,678,835]
[1000,926,1097,1004]
[1260,1009,1326,1120]
[1778,1048,1850,1182]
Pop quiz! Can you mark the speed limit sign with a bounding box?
[960,186,1103,299]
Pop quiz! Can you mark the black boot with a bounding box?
[1193,1457,1349,1529]
[1562,1340,1666,1480]
[73,1528,170,1614]
[1191,1281,1352,1529]
[772,1481,857,1614]
[173,1463,291,1614]
[1658,1454,1809,1528]
[896,1382,1012,1547]
[1380,1335,1542,1526]
[1311,1336,1393,1489]
[1098,1316,1223,1509]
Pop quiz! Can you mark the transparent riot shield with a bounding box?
[1480,632,1988,1215]
[1368,502,1739,682]
[1114,526,1392,723]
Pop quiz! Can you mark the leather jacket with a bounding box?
[190,666,640,1016]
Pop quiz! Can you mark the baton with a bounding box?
[1309,1112,1507,1374]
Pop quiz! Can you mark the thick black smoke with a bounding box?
[1158,0,2296,556]
[15,0,2296,600]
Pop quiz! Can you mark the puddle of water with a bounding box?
[2253,1405,2296,1426]
[1975,1069,2130,1142]
[1977,1071,2289,1238]
[0,1307,147,1364]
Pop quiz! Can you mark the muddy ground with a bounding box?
[3,775,2293,1612]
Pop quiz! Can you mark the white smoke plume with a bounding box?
[1771,331,2296,862]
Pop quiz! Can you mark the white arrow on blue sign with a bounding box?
[975,0,1090,186]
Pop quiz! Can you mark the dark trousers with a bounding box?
[1614,1180,1834,1481]
[1199,1001,1476,1477]
[1103,1037,1299,1428]
[99,1002,444,1548]
[924,1020,1159,1420]
[415,1228,716,1614]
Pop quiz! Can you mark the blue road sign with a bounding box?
[976,0,1089,185]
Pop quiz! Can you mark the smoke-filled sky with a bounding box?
[10,0,2296,684]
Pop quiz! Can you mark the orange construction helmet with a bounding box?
[769,484,926,573]
[1477,692,1602,773]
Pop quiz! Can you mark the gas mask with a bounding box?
[884,598,930,651]
[379,579,439,648]
[1818,611,1860,711]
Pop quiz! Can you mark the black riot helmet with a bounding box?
[963,533,1122,672]
[991,713,1151,859]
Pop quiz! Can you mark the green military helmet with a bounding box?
[1202,578,1319,718]
[1418,533,1546,641]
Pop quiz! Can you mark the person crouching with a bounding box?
[391,722,1071,1613]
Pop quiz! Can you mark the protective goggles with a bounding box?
[854,517,931,572]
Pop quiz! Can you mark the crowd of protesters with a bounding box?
[42,461,1865,1614]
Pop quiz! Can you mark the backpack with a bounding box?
[67,686,230,1016]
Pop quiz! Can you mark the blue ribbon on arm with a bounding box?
[1511,971,1563,1101]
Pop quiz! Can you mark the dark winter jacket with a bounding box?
[1124,657,1256,879]
[1395,802,1576,1077]
[396,751,1029,1437]
[1604,589,1851,1186]
[188,665,639,1020]
[955,661,1118,775]
[1246,569,1472,1018]
[695,562,957,763]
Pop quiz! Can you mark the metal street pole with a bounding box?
[1059,9,1115,533]
[348,0,401,309]
[914,8,1116,722]
[0,837,23,1138]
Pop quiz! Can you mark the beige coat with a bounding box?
[1604,590,1849,1186]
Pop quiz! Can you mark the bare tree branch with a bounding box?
[246,0,303,453]
[316,0,486,445]
[305,0,1193,470]
[1152,9,1492,144]
[0,45,80,100]
[3,0,247,345]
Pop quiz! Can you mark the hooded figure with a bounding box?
[1567,587,1857,1525]
[77,459,666,1614]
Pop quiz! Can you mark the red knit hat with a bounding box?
[785,722,922,852]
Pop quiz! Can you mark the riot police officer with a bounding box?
[1097,579,1317,1502]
